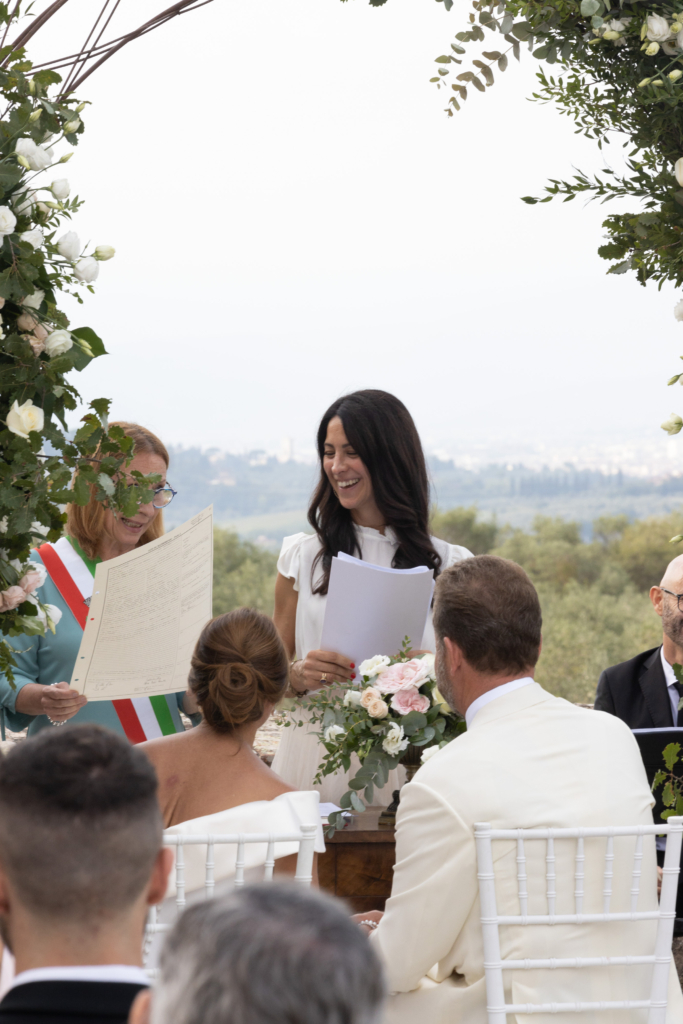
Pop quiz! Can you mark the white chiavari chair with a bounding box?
[475,817,683,1023]
[143,823,318,970]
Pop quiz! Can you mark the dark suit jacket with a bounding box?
[0,980,147,1024]
[595,645,674,728]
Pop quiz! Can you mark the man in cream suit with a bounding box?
[369,555,683,1024]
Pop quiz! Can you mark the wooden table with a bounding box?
[318,807,396,913]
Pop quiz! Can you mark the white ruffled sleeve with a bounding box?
[277,532,309,592]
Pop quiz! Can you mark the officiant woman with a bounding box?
[272,389,472,802]
[0,422,199,742]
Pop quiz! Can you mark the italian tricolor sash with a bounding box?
[37,537,182,744]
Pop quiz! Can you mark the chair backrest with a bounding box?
[475,817,683,1024]
[144,823,318,966]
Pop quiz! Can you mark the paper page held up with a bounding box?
[71,506,213,701]
[320,554,434,669]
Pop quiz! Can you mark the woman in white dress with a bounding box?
[140,607,325,901]
[273,389,471,804]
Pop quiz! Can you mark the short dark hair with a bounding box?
[0,725,162,920]
[433,554,542,674]
[152,885,386,1024]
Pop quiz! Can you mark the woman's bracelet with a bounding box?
[48,717,67,727]
[286,659,309,699]
[359,920,378,931]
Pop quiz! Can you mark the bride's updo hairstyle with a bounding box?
[309,389,442,595]
[189,608,289,735]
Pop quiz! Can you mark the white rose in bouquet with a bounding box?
[13,189,37,215]
[57,231,81,261]
[6,399,44,438]
[0,206,16,237]
[420,744,441,764]
[44,603,62,628]
[44,330,73,357]
[50,179,70,199]
[74,256,99,283]
[15,138,52,171]
[324,724,345,744]
[382,722,409,756]
[343,689,363,708]
[359,655,390,679]
[20,228,43,249]
[647,14,672,41]
[94,244,115,261]
[23,289,44,309]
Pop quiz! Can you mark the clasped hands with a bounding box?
[290,649,356,694]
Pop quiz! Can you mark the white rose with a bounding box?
[0,206,16,237]
[74,256,99,283]
[382,722,409,757]
[23,289,44,309]
[323,724,345,744]
[645,41,661,56]
[606,19,625,32]
[343,689,363,708]
[44,603,62,628]
[661,413,683,435]
[13,189,37,215]
[20,227,43,249]
[44,329,73,357]
[418,652,436,680]
[420,744,441,764]
[647,14,671,41]
[50,179,70,199]
[6,398,44,438]
[57,231,81,261]
[359,655,390,679]
[675,298,683,320]
[15,138,52,171]
[94,244,115,261]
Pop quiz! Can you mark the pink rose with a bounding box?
[28,336,45,356]
[18,567,45,596]
[0,586,28,612]
[390,686,431,715]
[375,659,432,695]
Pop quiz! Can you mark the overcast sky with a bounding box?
[21,0,683,465]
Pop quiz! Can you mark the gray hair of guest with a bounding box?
[151,884,386,1024]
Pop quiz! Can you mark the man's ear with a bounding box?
[146,846,174,907]
[442,637,464,679]
[128,988,152,1024]
[651,586,664,617]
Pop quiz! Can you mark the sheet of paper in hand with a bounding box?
[70,506,213,701]
[320,552,434,669]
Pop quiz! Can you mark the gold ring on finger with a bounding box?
[321,672,327,683]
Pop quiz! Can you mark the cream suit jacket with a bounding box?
[371,682,683,1024]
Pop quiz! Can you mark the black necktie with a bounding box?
[675,682,683,727]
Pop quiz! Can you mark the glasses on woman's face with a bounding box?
[152,485,177,509]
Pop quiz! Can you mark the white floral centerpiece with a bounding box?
[285,639,465,834]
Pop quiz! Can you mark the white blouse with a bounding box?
[277,525,471,661]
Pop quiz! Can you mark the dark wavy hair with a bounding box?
[308,390,442,595]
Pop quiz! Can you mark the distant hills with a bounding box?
[164,447,683,546]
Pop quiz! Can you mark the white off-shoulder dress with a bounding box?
[272,526,471,804]
[147,790,326,966]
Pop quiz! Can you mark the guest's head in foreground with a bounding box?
[309,389,443,594]
[129,884,386,1024]
[66,420,174,562]
[0,724,172,973]
[189,607,289,735]
[433,554,542,717]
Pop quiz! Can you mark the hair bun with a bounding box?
[189,608,289,735]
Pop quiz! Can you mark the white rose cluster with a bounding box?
[591,16,632,46]
[635,13,683,61]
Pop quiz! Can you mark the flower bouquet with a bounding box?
[293,640,465,834]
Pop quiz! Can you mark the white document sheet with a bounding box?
[71,506,213,701]
[320,552,434,668]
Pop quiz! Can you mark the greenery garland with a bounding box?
[0,5,161,684]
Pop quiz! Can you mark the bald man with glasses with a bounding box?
[595,553,683,728]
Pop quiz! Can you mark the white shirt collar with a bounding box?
[10,965,149,990]
[660,647,681,725]
[465,677,535,729]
